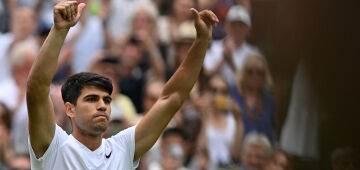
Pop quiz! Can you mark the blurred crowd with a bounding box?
[0,0,359,170]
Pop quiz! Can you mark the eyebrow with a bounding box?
[83,94,99,99]
[103,95,112,101]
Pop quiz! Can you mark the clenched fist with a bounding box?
[53,1,86,30]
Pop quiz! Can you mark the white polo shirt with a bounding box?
[29,125,139,170]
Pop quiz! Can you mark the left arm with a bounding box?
[133,9,218,160]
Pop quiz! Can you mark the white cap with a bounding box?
[226,5,251,27]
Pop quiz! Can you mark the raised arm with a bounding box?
[134,8,219,160]
[26,1,85,158]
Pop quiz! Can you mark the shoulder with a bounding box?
[262,90,276,105]
[107,126,137,147]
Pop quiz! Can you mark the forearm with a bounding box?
[162,37,209,99]
[231,123,244,160]
[27,26,69,94]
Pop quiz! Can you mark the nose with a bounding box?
[97,99,107,111]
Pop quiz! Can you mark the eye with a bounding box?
[85,96,99,102]
[103,97,112,104]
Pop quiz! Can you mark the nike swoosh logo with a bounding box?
[105,151,112,159]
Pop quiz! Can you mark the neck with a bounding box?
[72,127,103,151]
[243,86,261,98]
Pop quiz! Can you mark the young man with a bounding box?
[26,1,218,170]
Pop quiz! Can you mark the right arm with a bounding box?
[26,1,85,158]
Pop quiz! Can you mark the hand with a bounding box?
[190,8,219,40]
[223,37,235,62]
[53,1,86,31]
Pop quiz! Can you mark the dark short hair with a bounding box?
[162,127,187,141]
[61,72,113,105]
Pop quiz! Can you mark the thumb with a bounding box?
[190,8,200,21]
[77,3,86,18]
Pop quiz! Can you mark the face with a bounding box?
[143,81,164,112]
[13,50,35,86]
[173,0,194,21]
[242,145,268,170]
[133,9,153,31]
[227,21,250,44]
[161,134,186,170]
[243,62,266,91]
[121,44,142,68]
[265,152,289,170]
[13,8,36,40]
[67,86,112,136]
[209,76,231,111]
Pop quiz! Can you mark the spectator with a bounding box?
[148,128,189,170]
[119,34,165,113]
[240,132,272,170]
[157,0,196,69]
[167,20,196,78]
[264,149,291,170]
[331,147,360,170]
[50,84,71,132]
[203,4,260,83]
[107,0,155,39]
[0,103,14,169]
[196,75,237,166]
[7,155,31,170]
[0,40,38,155]
[66,6,105,73]
[0,7,37,80]
[229,54,276,144]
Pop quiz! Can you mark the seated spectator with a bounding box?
[148,128,189,170]
[8,155,31,170]
[197,75,237,166]
[0,103,14,169]
[157,0,196,69]
[264,149,291,170]
[167,20,196,78]
[331,147,360,170]
[229,54,276,144]
[0,39,38,155]
[119,35,165,113]
[240,132,272,170]
[0,7,36,80]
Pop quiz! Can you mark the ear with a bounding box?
[64,102,75,118]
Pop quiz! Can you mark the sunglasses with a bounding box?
[209,87,229,94]
[245,68,265,77]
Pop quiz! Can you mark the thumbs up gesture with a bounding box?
[53,1,86,30]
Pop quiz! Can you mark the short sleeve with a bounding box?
[28,124,68,170]
[110,126,139,168]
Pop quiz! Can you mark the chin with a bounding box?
[91,124,108,135]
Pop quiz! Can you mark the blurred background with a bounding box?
[0,0,359,170]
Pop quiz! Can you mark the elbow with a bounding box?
[160,93,185,111]
[26,77,49,99]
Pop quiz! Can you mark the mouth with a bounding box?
[93,113,109,120]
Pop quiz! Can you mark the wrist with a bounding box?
[53,25,70,33]
[195,36,210,43]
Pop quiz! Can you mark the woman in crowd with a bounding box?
[229,54,277,144]
[197,75,237,166]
